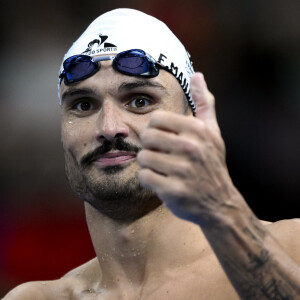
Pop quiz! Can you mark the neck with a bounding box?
[85,202,208,289]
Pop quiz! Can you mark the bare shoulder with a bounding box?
[63,257,100,279]
[2,279,71,300]
[3,258,100,300]
[264,218,300,264]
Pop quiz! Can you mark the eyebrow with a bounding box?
[61,79,168,102]
[61,87,98,102]
[118,80,168,94]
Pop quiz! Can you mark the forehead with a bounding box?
[60,60,183,101]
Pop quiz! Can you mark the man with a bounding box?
[4,8,300,300]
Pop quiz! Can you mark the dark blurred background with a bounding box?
[0,0,299,297]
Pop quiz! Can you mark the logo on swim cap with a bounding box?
[82,33,118,55]
[58,9,196,111]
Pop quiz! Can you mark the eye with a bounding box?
[128,97,151,109]
[75,101,93,111]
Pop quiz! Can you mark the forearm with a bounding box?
[201,190,300,299]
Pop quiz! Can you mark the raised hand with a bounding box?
[137,72,237,225]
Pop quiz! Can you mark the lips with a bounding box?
[95,151,136,166]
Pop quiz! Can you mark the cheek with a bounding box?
[128,115,151,144]
[61,120,94,159]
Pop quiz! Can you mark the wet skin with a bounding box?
[60,60,191,222]
[4,61,300,299]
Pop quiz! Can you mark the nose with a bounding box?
[96,101,129,142]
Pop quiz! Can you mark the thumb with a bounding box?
[190,72,217,124]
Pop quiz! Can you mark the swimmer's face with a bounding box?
[60,60,192,221]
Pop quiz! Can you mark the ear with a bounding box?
[190,72,217,126]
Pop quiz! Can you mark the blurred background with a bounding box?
[0,0,299,296]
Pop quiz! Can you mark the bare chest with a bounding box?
[68,267,238,300]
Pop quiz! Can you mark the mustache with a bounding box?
[80,138,142,167]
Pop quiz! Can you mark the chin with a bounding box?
[65,153,160,222]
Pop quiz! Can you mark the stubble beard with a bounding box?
[64,148,161,223]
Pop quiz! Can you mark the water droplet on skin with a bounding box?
[131,229,135,234]
[68,121,73,124]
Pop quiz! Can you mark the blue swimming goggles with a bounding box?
[59,49,164,85]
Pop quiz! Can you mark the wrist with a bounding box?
[196,185,253,231]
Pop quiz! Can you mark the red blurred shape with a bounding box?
[4,214,95,283]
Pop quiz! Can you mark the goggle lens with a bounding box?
[114,50,148,74]
[60,49,159,85]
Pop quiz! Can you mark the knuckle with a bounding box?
[136,150,144,161]
[140,129,152,146]
[142,128,162,148]
[149,111,166,126]
[181,139,201,159]
[137,150,150,166]
[179,162,195,178]
[188,118,207,137]
[170,181,187,198]
[148,128,160,141]
[174,160,194,178]
[160,183,183,199]
[208,91,215,105]
[140,130,147,141]
[138,168,151,182]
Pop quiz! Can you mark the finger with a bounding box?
[140,128,176,152]
[138,168,186,203]
[140,128,205,156]
[148,110,205,137]
[190,72,218,126]
[137,149,193,178]
[138,168,168,193]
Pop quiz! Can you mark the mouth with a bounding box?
[94,151,137,166]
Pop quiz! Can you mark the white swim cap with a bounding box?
[58,8,195,111]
